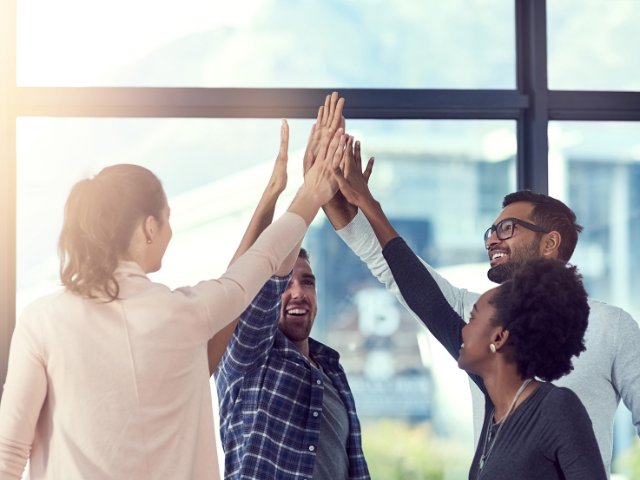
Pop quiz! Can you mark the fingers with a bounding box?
[363,157,375,183]
[321,95,331,126]
[340,136,355,173]
[332,159,348,189]
[329,98,345,132]
[324,128,344,164]
[279,119,289,157]
[314,127,335,166]
[303,124,316,174]
[331,134,348,172]
[328,92,338,120]
[315,107,324,130]
[354,140,362,171]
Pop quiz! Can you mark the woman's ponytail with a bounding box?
[59,164,165,301]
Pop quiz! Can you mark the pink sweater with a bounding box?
[0,212,307,480]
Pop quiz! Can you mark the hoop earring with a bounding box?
[489,344,496,353]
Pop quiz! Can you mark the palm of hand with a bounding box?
[303,93,345,174]
[268,120,289,195]
[333,137,375,208]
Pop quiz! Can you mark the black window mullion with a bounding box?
[11,86,527,120]
[516,0,549,194]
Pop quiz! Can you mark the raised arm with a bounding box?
[207,120,303,375]
[202,125,345,369]
[333,140,468,358]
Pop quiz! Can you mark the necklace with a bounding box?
[477,378,532,477]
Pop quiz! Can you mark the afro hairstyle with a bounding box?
[489,258,589,382]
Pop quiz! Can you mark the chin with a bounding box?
[487,263,515,284]
[457,357,466,371]
[147,260,162,274]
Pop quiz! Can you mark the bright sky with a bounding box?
[17,0,267,85]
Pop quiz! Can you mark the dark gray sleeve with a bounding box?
[382,236,485,392]
[540,388,608,480]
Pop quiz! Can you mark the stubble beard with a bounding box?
[487,238,541,284]
[278,308,316,343]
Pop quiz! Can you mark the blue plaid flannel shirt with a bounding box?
[215,274,370,480]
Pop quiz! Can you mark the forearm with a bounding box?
[210,191,283,375]
[214,275,291,378]
[287,187,323,226]
[322,191,358,230]
[208,321,237,376]
[382,237,466,360]
[358,197,400,249]
[229,189,280,267]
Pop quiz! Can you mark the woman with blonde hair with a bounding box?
[0,116,346,480]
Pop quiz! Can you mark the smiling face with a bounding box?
[278,256,318,343]
[458,288,502,375]
[486,202,542,284]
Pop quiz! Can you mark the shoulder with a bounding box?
[540,384,588,417]
[587,298,634,324]
[19,288,70,325]
[587,298,639,339]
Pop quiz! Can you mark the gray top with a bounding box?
[312,363,350,480]
[337,210,640,477]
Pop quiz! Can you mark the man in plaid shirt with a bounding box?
[214,248,370,480]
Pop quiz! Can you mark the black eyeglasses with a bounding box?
[484,218,549,248]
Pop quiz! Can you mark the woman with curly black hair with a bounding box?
[332,136,607,479]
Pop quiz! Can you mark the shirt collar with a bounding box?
[274,332,341,368]
[113,261,150,280]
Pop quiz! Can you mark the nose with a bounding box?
[289,282,306,300]
[485,229,501,250]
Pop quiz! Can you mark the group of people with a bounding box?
[0,92,638,480]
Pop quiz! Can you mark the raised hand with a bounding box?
[303,92,345,175]
[332,135,375,208]
[333,137,398,248]
[287,127,346,226]
[304,127,345,205]
[208,119,293,375]
[265,119,289,196]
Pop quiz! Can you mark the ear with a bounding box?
[141,215,157,244]
[540,231,561,259]
[493,328,510,352]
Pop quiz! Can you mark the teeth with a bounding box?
[287,309,306,315]
[492,253,506,260]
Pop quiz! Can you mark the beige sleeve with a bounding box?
[183,212,307,337]
[0,317,48,480]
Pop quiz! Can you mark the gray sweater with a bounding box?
[337,210,640,476]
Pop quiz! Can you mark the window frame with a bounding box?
[2,0,640,392]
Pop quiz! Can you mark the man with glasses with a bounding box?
[323,188,640,476]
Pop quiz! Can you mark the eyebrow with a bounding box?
[302,273,316,281]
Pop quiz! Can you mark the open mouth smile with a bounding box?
[489,250,509,267]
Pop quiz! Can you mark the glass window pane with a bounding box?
[548,0,640,91]
[18,0,515,88]
[18,118,516,477]
[548,121,640,474]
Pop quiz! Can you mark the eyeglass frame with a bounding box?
[484,217,550,249]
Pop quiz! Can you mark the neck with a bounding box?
[480,361,538,422]
[291,338,317,367]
